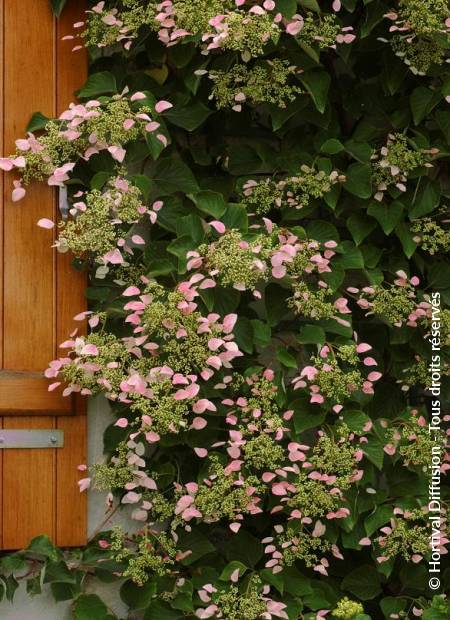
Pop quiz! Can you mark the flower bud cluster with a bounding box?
[371,133,432,200]
[0,92,170,201]
[208,60,303,111]
[241,165,344,215]
[384,0,450,74]
[351,271,431,327]
[412,216,450,255]
[292,342,382,406]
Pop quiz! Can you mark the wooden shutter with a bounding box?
[0,0,87,549]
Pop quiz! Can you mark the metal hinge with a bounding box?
[0,430,64,449]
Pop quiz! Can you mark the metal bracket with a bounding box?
[58,186,69,220]
[0,430,64,449]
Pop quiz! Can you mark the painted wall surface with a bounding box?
[0,397,131,619]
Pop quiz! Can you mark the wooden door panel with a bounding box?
[0,0,87,549]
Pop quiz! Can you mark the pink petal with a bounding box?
[130,92,146,101]
[367,371,382,381]
[37,218,55,229]
[145,431,160,443]
[191,416,207,430]
[356,343,372,353]
[209,220,225,234]
[145,121,160,132]
[107,146,126,162]
[194,447,208,458]
[131,235,145,245]
[157,134,168,146]
[12,186,26,202]
[81,344,98,355]
[123,286,140,296]
[155,100,173,113]
[78,477,91,492]
[286,19,303,36]
[230,568,240,583]
[0,158,14,171]
[272,483,287,496]
[363,357,377,366]
[272,265,286,279]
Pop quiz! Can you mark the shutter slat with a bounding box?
[0,371,73,414]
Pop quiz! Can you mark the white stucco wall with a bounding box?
[0,396,132,620]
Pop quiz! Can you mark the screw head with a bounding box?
[49,435,58,444]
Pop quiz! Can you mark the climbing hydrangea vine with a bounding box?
[0,0,449,619]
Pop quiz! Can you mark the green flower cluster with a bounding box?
[378,510,430,561]
[311,346,365,404]
[172,0,233,37]
[243,433,284,470]
[145,491,175,523]
[332,597,365,619]
[387,0,449,73]
[83,1,159,47]
[360,283,417,325]
[12,97,154,190]
[391,35,446,74]
[130,378,192,434]
[110,526,176,586]
[219,12,280,57]
[19,121,80,184]
[242,165,342,214]
[230,374,285,433]
[240,176,284,214]
[212,577,267,620]
[88,98,149,144]
[287,474,342,519]
[60,332,131,395]
[310,427,358,490]
[197,229,275,290]
[111,261,148,286]
[58,193,116,257]
[276,526,331,568]
[284,430,357,519]
[209,60,302,110]
[412,217,450,255]
[390,414,446,468]
[92,441,135,490]
[141,283,225,374]
[401,356,431,389]
[289,282,336,320]
[301,14,342,49]
[397,0,448,36]
[372,133,428,196]
[58,178,144,259]
[281,166,343,209]
[189,457,261,523]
